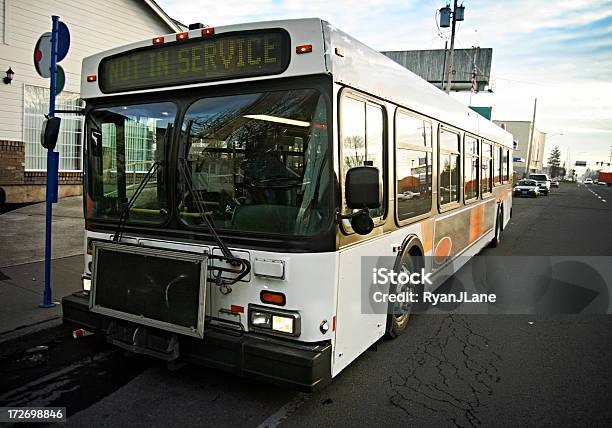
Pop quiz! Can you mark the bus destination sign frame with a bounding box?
[98,29,291,93]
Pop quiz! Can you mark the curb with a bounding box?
[0,317,71,358]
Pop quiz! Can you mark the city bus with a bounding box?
[63,18,513,390]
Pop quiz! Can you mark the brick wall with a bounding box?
[1,139,83,187]
[24,171,82,185]
[0,140,26,185]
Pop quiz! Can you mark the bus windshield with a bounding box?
[177,88,332,236]
[86,102,176,223]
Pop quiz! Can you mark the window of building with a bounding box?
[481,142,493,194]
[395,110,432,221]
[464,136,479,201]
[24,85,84,171]
[439,128,460,206]
[341,94,385,220]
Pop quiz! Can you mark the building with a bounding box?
[0,0,183,205]
[381,48,492,92]
[494,120,546,176]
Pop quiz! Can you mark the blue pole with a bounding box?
[40,15,59,308]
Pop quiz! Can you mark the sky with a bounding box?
[158,0,612,170]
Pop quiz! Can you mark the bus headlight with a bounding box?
[248,305,300,337]
[272,315,294,334]
[250,311,272,328]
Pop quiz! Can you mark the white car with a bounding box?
[513,179,540,198]
[398,190,420,201]
[584,178,593,184]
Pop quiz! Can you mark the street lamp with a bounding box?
[438,1,465,94]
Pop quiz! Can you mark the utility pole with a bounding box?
[438,1,464,93]
[525,98,537,177]
[445,0,458,93]
[440,40,448,90]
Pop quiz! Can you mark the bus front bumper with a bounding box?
[62,293,332,391]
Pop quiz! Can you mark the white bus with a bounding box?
[63,18,513,390]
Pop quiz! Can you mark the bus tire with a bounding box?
[385,242,423,339]
[489,207,503,248]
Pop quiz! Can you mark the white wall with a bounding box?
[0,0,174,142]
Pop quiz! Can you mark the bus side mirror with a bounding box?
[344,166,381,235]
[41,117,61,150]
[345,166,381,210]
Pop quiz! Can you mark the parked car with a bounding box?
[514,179,540,198]
[550,178,559,188]
[584,178,593,184]
[398,190,420,201]
[527,174,550,195]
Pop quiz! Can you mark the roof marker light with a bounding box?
[296,44,312,54]
[176,32,189,41]
[86,74,97,82]
[335,47,345,57]
[152,36,165,45]
[201,27,215,36]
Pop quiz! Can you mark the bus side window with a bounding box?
[395,111,432,221]
[498,146,503,184]
[481,142,493,194]
[464,136,479,201]
[341,94,385,220]
[439,128,460,206]
[503,149,510,182]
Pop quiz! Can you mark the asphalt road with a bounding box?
[1,183,611,427]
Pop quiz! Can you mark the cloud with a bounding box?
[157,0,612,164]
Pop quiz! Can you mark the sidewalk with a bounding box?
[0,196,84,345]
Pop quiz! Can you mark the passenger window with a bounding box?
[493,146,502,185]
[502,149,509,182]
[464,136,479,201]
[481,143,493,194]
[439,128,460,206]
[341,95,385,219]
[395,111,432,220]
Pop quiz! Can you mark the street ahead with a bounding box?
[1,182,611,427]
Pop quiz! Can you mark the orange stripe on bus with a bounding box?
[469,204,484,243]
[421,220,434,253]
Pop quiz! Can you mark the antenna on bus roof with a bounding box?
[188,23,205,30]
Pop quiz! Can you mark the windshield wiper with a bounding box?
[180,119,250,290]
[112,160,161,242]
[178,157,251,290]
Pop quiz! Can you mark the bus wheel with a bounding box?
[489,208,503,248]
[385,248,423,339]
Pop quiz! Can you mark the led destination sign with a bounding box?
[98,30,290,93]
